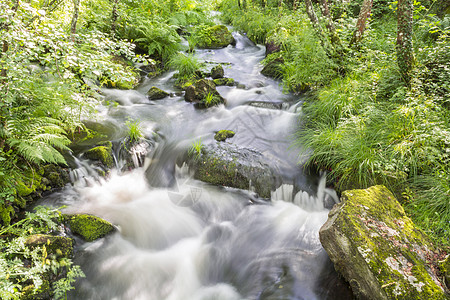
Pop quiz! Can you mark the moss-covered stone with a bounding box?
[184,79,225,108]
[42,164,69,189]
[211,65,225,79]
[194,25,236,49]
[83,144,114,169]
[26,234,74,258]
[213,77,235,86]
[319,185,447,300]
[261,56,284,79]
[66,214,115,242]
[0,204,15,226]
[214,130,235,142]
[188,143,274,198]
[440,256,450,288]
[147,86,169,100]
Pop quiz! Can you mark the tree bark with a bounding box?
[319,0,343,48]
[111,0,119,38]
[350,0,373,46]
[70,0,81,35]
[396,0,414,81]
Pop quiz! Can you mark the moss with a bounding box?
[67,214,115,242]
[26,234,74,258]
[194,25,236,49]
[213,78,235,86]
[440,256,450,288]
[84,145,114,169]
[320,185,448,299]
[0,204,15,225]
[21,279,50,300]
[214,130,235,142]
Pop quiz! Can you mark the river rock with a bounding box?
[214,130,235,142]
[195,25,236,49]
[83,141,114,169]
[188,143,274,198]
[184,79,225,108]
[213,77,235,86]
[211,65,224,79]
[66,214,115,242]
[147,86,169,100]
[319,185,447,300]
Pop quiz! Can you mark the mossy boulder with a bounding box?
[188,143,274,198]
[211,65,225,79]
[214,130,235,142]
[147,86,169,100]
[319,185,447,300]
[83,141,114,169]
[42,164,70,189]
[26,234,74,258]
[213,77,235,86]
[66,214,115,242]
[195,25,236,49]
[184,79,225,108]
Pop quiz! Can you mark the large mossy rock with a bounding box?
[319,185,447,300]
[83,141,114,169]
[66,214,115,242]
[188,143,274,198]
[184,79,225,108]
[195,25,236,49]
[147,86,169,100]
[211,65,225,79]
[26,234,74,257]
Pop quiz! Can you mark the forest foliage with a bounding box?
[220,0,449,246]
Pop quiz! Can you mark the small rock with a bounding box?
[214,130,235,142]
[147,86,169,100]
[213,78,235,86]
[184,79,225,108]
[211,65,224,79]
[66,214,115,242]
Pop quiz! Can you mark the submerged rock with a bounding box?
[188,143,274,198]
[195,25,236,49]
[66,214,115,242]
[319,185,447,300]
[26,234,73,257]
[147,86,169,100]
[211,65,224,79]
[83,141,114,169]
[184,79,225,108]
[214,130,235,142]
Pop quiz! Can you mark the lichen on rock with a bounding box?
[319,185,448,300]
[66,214,115,242]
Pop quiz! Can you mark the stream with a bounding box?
[41,31,353,299]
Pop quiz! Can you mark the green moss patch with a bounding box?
[83,143,114,169]
[26,234,74,258]
[147,86,169,100]
[214,130,235,142]
[193,25,236,49]
[319,185,448,299]
[66,214,115,242]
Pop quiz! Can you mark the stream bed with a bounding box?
[42,31,353,299]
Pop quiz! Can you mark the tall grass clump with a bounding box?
[168,53,202,79]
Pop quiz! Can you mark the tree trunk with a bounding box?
[396,0,414,81]
[350,0,373,46]
[111,0,119,38]
[237,0,241,8]
[70,0,81,35]
[319,0,343,48]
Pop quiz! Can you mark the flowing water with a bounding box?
[42,32,352,299]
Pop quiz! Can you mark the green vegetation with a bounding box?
[220,0,450,247]
[0,206,84,300]
[188,139,203,160]
[125,120,144,143]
